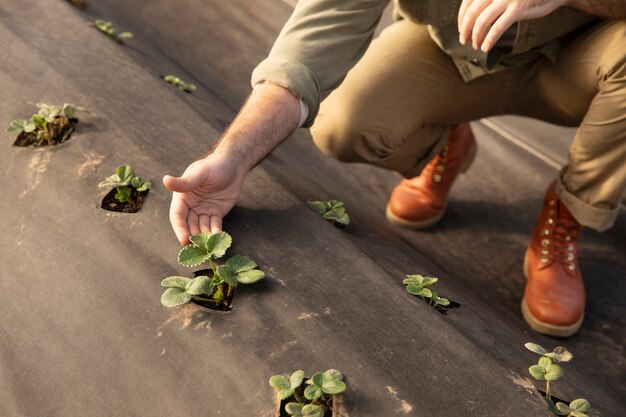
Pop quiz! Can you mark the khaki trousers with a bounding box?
[310,19,626,232]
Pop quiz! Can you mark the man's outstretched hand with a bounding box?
[163,153,245,245]
[458,0,566,52]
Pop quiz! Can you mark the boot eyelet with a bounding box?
[568,263,576,271]
[541,239,550,247]
[432,174,442,183]
[546,218,554,225]
[540,256,549,263]
[542,229,550,236]
[567,253,575,261]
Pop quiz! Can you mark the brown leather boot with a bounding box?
[522,181,585,337]
[386,124,477,228]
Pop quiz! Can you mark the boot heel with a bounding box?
[460,142,477,173]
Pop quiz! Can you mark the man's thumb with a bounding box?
[163,175,195,192]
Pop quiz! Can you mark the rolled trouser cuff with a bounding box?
[555,176,619,232]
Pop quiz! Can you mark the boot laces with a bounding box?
[423,144,449,183]
[540,199,580,273]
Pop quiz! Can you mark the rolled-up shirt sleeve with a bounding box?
[251,0,389,127]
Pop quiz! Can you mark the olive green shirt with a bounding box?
[251,0,596,127]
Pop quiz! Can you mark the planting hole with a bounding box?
[13,117,78,147]
[100,188,149,213]
[192,269,233,311]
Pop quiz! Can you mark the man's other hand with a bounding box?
[458,0,565,52]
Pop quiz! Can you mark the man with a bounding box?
[163,0,625,337]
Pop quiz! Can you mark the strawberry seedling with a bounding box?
[6,103,82,147]
[163,75,196,93]
[403,274,457,313]
[161,231,264,310]
[91,19,133,44]
[525,343,590,416]
[99,165,151,213]
[270,369,346,417]
[307,200,350,228]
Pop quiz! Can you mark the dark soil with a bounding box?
[278,382,334,417]
[192,269,234,311]
[100,187,149,213]
[416,296,460,315]
[13,116,78,147]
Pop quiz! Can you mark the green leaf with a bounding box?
[525,342,548,356]
[538,356,553,369]
[302,404,324,417]
[6,119,27,133]
[529,365,546,381]
[420,288,433,298]
[303,384,323,401]
[117,32,133,39]
[178,245,210,267]
[115,186,130,203]
[134,180,151,192]
[545,397,563,415]
[269,375,290,390]
[556,402,572,415]
[32,114,45,126]
[161,276,191,289]
[405,283,424,295]
[225,255,256,273]
[289,370,305,389]
[189,231,232,259]
[310,372,324,387]
[569,399,590,413]
[216,265,238,287]
[269,375,294,400]
[284,403,303,417]
[116,165,136,184]
[307,201,327,215]
[62,104,76,119]
[161,287,192,308]
[186,276,214,295]
[321,375,346,395]
[324,369,343,381]
[236,269,265,284]
[544,363,563,381]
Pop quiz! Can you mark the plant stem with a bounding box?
[227,285,234,298]
[546,380,551,399]
[293,391,303,404]
[209,258,217,276]
[191,295,212,302]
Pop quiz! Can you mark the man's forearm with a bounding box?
[210,83,301,172]
[566,0,626,18]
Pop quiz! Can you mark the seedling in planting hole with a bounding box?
[269,369,346,417]
[525,343,580,415]
[161,231,265,309]
[403,275,450,307]
[91,19,133,44]
[99,165,151,209]
[6,103,82,146]
[555,398,591,417]
[307,200,350,227]
[163,75,196,93]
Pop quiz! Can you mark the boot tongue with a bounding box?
[557,199,580,228]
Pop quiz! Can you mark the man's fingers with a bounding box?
[210,215,223,233]
[163,174,195,193]
[471,3,505,50]
[187,210,200,236]
[459,0,492,45]
[458,0,475,33]
[169,194,191,245]
[199,214,211,233]
[481,9,517,52]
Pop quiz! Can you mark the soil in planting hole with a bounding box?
[101,188,149,213]
[13,116,78,147]
[418,296,460,315]
[278,383,335,417]
[192,269,234,311]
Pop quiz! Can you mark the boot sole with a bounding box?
[385,140,477,230]
[521,249,583,337]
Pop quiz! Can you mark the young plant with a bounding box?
[161,231,265,309]
[525,343,578,415]
[307,200,350,227]
[163,75,196,93]
[92,19,133,44]
[555,399,591,417]
[403,275,450,307]
[269,369,346,417]
[98,165,151,209]
[6,103,82,146]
